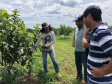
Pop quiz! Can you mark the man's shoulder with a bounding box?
[75,27,79,32]
[83,25,86,29]
[96,23,109,31]
[98,24,108,30]
[81,25,86,32]
[97,25,111,34]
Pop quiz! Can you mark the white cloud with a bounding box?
[10,0,24,4]
[0,3,14,12]
[0,0,112,28]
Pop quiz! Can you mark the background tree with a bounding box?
[52,27,59,36]
[105,22,112,30]
[59,24,74,38]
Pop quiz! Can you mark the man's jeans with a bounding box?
[42,50,60,73]
[75,51,87,83]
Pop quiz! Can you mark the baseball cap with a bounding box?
[72,16,79,22]
[72,15,82,22]
[80,5,102,18]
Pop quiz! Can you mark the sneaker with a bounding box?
[58,73,62,77]
[45,73,48,76]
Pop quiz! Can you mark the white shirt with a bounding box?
[31,31,55,51]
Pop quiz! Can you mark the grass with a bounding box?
[0,32,85,84]
[29,32,80,84]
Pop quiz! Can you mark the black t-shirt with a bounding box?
[85,31,92,62]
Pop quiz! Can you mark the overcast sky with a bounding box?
[0,0,112,28]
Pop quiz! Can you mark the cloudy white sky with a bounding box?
[0,0,112,28]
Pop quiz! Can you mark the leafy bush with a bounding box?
[0,9,40,83]
[108,25,112,30]
[59,24,74,38]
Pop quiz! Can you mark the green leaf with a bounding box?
[9,45,14,48]
[3,42,7,44]
[0,32,2,36]
[1,17,7,23]
[1,10,7,16]
[13,24,18,28]
[8,19,13,24]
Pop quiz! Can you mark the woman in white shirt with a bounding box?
[31,22,62,77]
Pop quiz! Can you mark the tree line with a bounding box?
[28,24,75,38]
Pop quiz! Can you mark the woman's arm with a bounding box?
[31,36,41,52]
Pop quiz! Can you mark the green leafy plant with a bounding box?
[0,9,40,83]
[59,24,74,38]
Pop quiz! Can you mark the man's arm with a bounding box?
[72,36,75,47]
[90,55,112,78]
[111,53,112,55]
[82,28,90,48]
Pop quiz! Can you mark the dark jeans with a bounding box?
[75,51,87,83]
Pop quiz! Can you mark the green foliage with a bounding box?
[64,26,74,36]
[105,22,112,30]
[51,24,75,37]
[108,25,112,30]
[52,27,59,36]
[30,32,78,84]
[33,24,41,43]
[0,66,21,84]
[59,24,65,36]
[0,9,40,83]
[0,9,80,84]
[27,28,34,33]
[105,22,108,26]
[59,24,74,38]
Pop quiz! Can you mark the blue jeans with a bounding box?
[75,51,87,83]
[42,50,60,73]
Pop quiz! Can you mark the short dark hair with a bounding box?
[84,10,102,21]
[81,5,102,21]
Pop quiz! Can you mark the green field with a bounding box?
[27,32,85,84]
[0,32,85,84]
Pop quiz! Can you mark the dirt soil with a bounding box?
[20,74,38,84]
